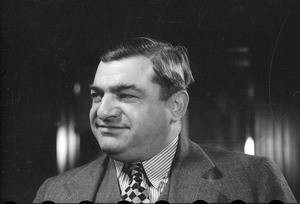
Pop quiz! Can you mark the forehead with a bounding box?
[93,56,154,87]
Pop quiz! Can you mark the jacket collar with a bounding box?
[160,135,228,203]
[95,158,121,203]
[62,135,228,203]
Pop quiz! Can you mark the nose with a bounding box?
[96,94,121,121]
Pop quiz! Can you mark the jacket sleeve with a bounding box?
[254,157,297,203]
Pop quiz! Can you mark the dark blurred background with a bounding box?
[1,0,299,203]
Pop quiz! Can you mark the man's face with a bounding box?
[89,56,173,162]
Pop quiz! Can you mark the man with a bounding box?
[34,38,296,203]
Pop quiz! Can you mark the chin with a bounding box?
[98,140,125,155]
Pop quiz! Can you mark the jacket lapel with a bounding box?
[61,154,109,202]
[160,135,228,203]
[95,158,121,203]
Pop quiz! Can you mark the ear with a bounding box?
[168,90,189,123]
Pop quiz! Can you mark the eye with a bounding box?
[91,92,102,103]
[119,93,135,99]
[118,93,139,102]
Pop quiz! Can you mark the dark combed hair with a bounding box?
[101,37,195,100]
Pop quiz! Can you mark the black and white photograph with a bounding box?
[1,1,299,203]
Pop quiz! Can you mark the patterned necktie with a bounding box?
[121,163,150,203]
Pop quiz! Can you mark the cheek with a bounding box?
[123,102,169,131]
[89,106,97,122]
[139,106,168,130]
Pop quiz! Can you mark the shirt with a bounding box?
[114,135,179,203]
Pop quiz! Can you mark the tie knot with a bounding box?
[124,162,144,178]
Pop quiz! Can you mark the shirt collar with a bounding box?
[114,159,124,178]
[114,135,179,189]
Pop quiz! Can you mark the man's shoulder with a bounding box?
[201,144,258,162]
[34,153,110,203]
[43,153,108,186]
[182,141,296,202]
[189,141,286,188]
[189,139,274,171]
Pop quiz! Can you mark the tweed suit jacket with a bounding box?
[34,135,296,203]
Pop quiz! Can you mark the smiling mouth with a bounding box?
[96,125,129,136]
[96,124,129,129]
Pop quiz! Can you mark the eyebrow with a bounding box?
[89,83,145,95]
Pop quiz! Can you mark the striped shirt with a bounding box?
[114,135,179,203]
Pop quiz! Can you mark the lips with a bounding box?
[95,124,129,136]
[95,122,129,129]
[98,125,128,129]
